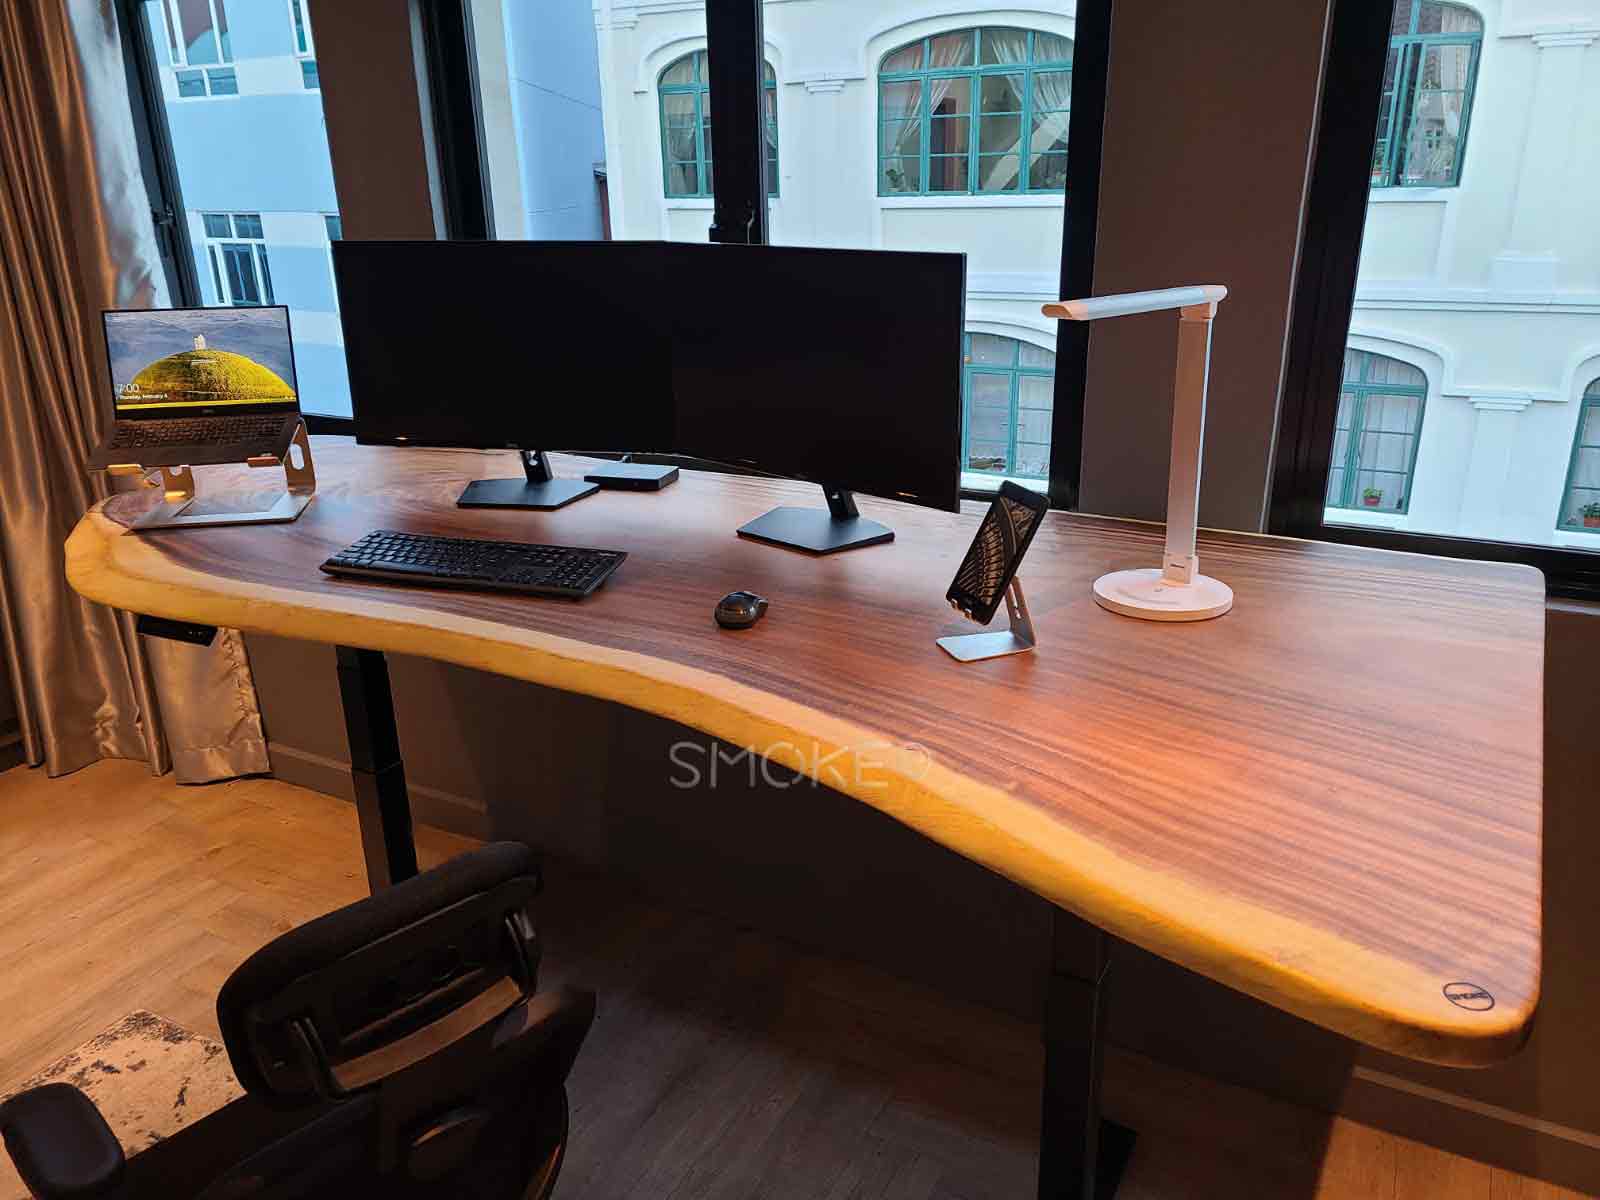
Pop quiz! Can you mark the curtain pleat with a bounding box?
[0,0,268,781]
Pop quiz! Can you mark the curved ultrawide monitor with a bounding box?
[334,239,963,513]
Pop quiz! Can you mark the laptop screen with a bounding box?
[104,306,300,416]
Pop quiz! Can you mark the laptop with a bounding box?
[89,305,304,469]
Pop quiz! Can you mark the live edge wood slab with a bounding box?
[65,438,1543,1069]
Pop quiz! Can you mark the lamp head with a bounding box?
[1042,285,1227,322]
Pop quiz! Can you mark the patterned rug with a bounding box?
[0,1011,243,1198]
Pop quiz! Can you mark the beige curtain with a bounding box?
[0,0,269,781]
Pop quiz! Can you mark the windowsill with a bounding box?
[665,197,782,210]
[881,194,1064,210]
[1553,528,1600,549]
[1366,187,1456,204]
[961,470,1048,494]
[1324,506,1407,530]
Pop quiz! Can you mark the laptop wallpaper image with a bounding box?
[107,308,298,411]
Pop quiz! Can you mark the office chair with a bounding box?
[0,842,594,1199]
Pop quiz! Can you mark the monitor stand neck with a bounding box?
[456,449,599,511]
[737,482,895,555]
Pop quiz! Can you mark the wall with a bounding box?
[1077,0,1328,532]
[505,0,608,238]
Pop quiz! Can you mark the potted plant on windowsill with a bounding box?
[1362,487,1383,508]
[1582,501,1600,529]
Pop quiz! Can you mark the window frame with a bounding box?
[1272,0,1600,599]
[658,50,778,199]
[962,333,1055,482]
[286,0,320,90]
[876,27,1073,198]
[1557,381,1600,536]
[1325,349,1427,514]
[1371,0,1483,189]
[200,212,275,307]
[157,0,238,99]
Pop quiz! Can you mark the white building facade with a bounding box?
[590,0,1600,540]
[592,0,1075,486]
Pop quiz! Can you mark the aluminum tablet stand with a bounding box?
[936,578,1036,662]
[112,420,317,531]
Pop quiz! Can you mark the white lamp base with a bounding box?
[1092,568,1233,622]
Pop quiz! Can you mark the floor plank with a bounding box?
[0,760,1584,1198]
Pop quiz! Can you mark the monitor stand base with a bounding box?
[738,506,893,555]
[457,478,598,510]
[457,449,599,510]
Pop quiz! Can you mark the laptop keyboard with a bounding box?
[109,414,286,449]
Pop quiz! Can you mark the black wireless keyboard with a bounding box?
[320,530,626,599]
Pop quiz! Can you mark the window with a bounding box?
[287,0,318,89]
[1371,0,1482,187]
[1274,0,1600,598]
[963,334,1055,480]
[659,51,778,199]
[201,213,273,306]
[879,27,1072,196]
[1559,381,1600,534]
[1325,350,1426,513]
[157,0,236,98]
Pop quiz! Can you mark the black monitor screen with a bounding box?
[333,240,675,453]
[335,240,964,513]
[670,243,963,513]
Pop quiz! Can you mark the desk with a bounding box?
[66,439,1544,1196]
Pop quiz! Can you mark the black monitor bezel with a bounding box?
[336,240,965,516]
[101,303,303,420]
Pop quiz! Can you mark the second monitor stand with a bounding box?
[457,449,599,511]
[737,484,894,555]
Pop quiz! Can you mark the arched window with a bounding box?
[1372,1,1482,188]
[1326,350,1427,513]
[964,333,1054,479]
[659,51,778,198]
[1558,378,1600,533]
[878,27,1072,196]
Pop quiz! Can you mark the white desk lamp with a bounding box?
[1042,285,1233,621]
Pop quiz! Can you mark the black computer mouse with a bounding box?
[715,591,769,629]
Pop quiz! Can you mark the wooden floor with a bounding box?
[0,760,1585,1199]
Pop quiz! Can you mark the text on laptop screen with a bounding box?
[104,307,298,412]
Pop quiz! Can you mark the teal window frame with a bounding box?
[1325,349,1427,513]
[1371,0,1482,188]
[1557,380,1600,534]
[961,333,1054,481]
[877,27,1072,197]
[658,50,778,199]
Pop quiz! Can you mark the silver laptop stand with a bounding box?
[110,420,317,531]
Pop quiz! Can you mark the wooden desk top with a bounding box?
[66,439,1544,1067]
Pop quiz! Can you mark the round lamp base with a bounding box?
[1093,569,1233,622]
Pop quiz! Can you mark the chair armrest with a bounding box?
[0,1084,126,1198]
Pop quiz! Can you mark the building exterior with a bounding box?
[591,0,1074,487]
[1341,0,1600,549]
[147,0,349,414]
[149,0,1600,543]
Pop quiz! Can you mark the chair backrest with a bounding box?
[204,842,593,1200]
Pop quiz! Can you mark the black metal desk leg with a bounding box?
[1038,914,1136,1199]
[335,646,419,891]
